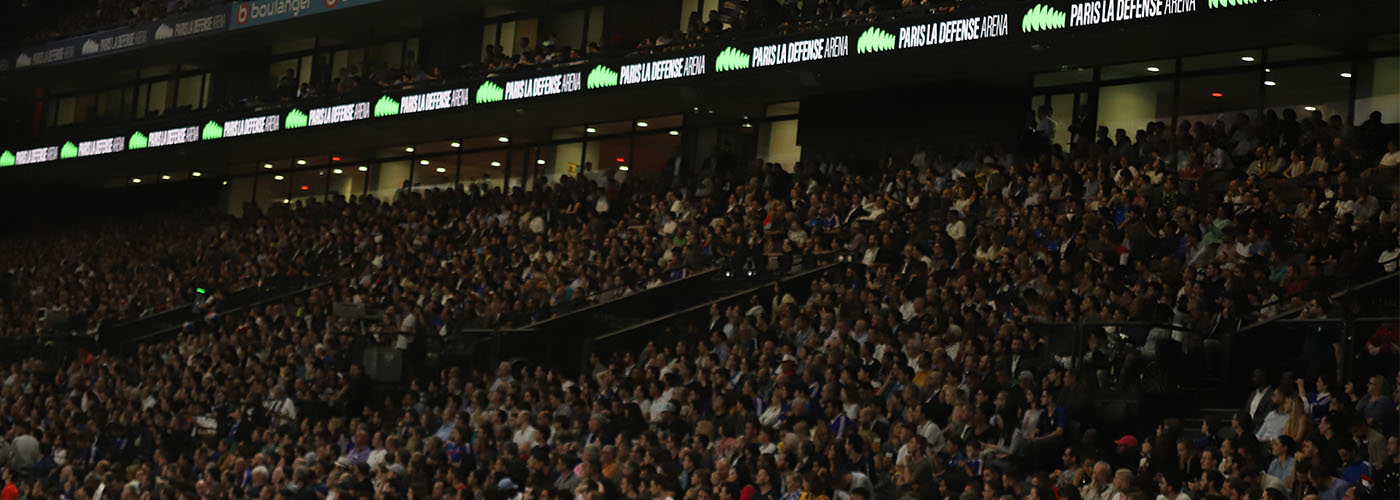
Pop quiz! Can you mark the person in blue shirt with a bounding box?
[1338,442,1374,490]
[1310,467,1350,500]
[1266,436,1296,483]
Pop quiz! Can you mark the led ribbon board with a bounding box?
[503,72,582,101]
[77,137,126,157]
[399,88,470,114]
[0,0,1298,168]
[895,13,1012,49]
[147,126,200,148]
[1068,0,1199,27]
[751,35,850,68]
[619,55,706,85]
[14,146,58,165]
[303,102,371,127]
[222,114,281,138]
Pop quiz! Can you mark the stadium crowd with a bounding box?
[0,105,1397,500]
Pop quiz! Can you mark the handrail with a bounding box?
[1237,268,1399,334]
[590,260,844,344]
[521,267,719,328]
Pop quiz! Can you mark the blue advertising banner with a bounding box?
[229,0,385,30]
[4,8,227,72]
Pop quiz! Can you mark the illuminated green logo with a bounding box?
[60,141,78,159]
[857,27,896,54]
[0,150,14,167]
[285,109,308,129]
[129,131,148,150]
[374,95,400,117]
[1208,0,1259,7]
[715,47,750,72]
[587,66,619,89]
[476,82,504,104]
[1022,4,1066,32]
[202,121,224,140]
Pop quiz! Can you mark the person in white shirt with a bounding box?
[1156,472,1191,500]
[1255,389,1289,442]
[1380,140,1400,168]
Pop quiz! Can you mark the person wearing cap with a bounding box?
[1266,436,1296,483]
[1112,435,1140,472]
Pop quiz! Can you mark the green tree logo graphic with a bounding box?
[1022,4,1067,32]
[202,121,224,140]
[715,47,750,72]
[374,96,400,117]
[476,82,505,103]
[60,141,78,159]
[285,109,309,129]
[857,27,896,54]
[587,66,619,89]
[129,132,149,150]
[0,151,13,167]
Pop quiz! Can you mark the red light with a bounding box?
[615,157,626,163]
[331,156,341,162]
[300,185,310,191]
[1210,92,1223,97]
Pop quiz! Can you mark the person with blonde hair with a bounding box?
[1282,395,1312,442]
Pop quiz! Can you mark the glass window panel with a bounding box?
[414,157,456,190]
[1049,93,1074,149]
[766,101,800,117]
[1182,49,1262,72]
[1033,68,1092,88]
[373,161,413,201]
[1265,62,1351,126]
[1355,56,1398,126]
[1177,71,1260,135]
[1101,59,1175,80]
[147,81,169,114]
[1268,44,1339,62]
[632,132,684,177]
[1097,81,1174,146]
[757,119,801,171]
[176,75,203,110]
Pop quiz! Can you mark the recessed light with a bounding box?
[282,198,290,204]
[420,160,430,165]
[1241,56,1255,62]
[1265,68,1271,72]
[498,136,509,143]
[332,168,343,174]
[191,171,202,177]
[490,161,501,167]
[405,147,415,153]
[1264,80,1276,86]
[585,127,596,134]
[435,167,447,173]
[296,159,306,165]
[618,165,629,171]
[1340,72,1352,78]
[221,180,228,186]
[131,178,142,183]
[450,142,461,148]
[536,159,546,165]
[669,130,680,136]
[161,175,171,180]
[1146,66,1160,72]
[636,121,648,128]
[357,166,369,172]
[1304,106,1317,111]
[263,163,273,169]
[274,175,285,180]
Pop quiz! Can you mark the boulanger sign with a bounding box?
[230,0,384,29]
[0,0,1292,167]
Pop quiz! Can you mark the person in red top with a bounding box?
[0,467,17,500]
[1359,323,1399,377]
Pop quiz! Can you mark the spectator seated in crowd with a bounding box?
[0,106,1396,500]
